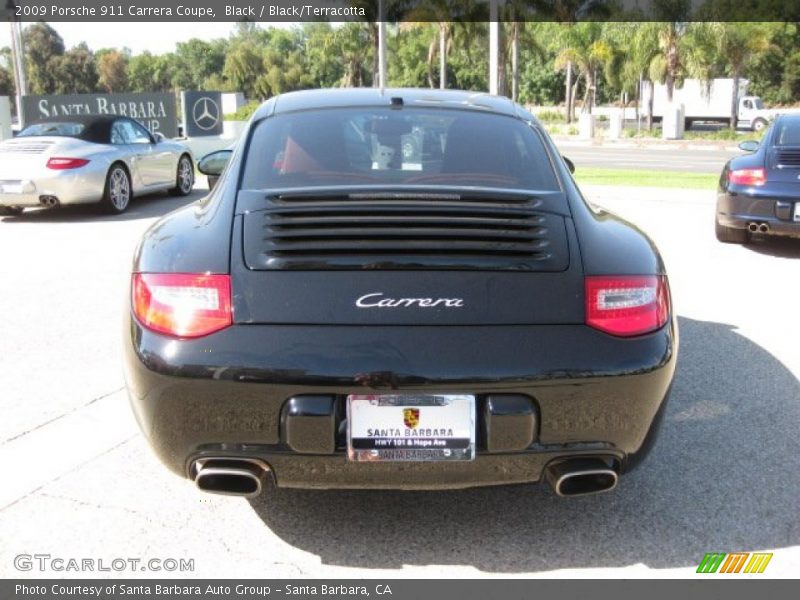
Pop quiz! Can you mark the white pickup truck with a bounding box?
[641,78,799,131]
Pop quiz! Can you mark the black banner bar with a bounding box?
[2,0,800,23]
[2,580,798,600]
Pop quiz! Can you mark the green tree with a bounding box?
[172,39,228,91]
[302,23,345,88]
[407,0,482,90]
[554,22,613,114]
[713,22,774,129]
[0,64,14,114]
[503,1,543,101]
[646,2,692,102]
[746,23,795,104]
[259,30,314,96]
[55,43,97,94]
[329,22,372,87]
[391,24,435,88]
[96,49,129,93]
[223,42,264,99]
[23,22,65,94]
[128,51,174,92]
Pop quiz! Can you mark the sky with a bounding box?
[0,21,296,55]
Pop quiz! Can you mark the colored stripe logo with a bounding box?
[697,552,773,574]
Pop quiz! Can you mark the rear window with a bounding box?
[241,108,559,191]
[18,122,86,138]
[774,119,800,145]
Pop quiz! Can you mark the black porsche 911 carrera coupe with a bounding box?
[716,113,800,243]
[124,89,677,499]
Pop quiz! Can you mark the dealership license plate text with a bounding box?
[347,394,475,462]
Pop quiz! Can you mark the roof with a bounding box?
[25,114,134,144]
[255,88,522,121]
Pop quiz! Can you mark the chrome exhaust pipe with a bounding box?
[759,223,769,233]
[191,458,269,498]
[748,222,759,233]
[39,195,59,208]
[546,457,619,497]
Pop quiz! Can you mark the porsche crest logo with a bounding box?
[403,408,420,429]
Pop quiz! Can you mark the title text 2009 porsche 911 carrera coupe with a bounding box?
[0,115,194,215]
[124,89,678,499]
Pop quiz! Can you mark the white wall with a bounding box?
[222,93,246,115]
[0,97,12,141]
[181,120,247,159]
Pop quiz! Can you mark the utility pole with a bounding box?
[7,1,28,123]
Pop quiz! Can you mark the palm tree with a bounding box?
[713,22,773,129]
[652,22,684,103]
[628,24,661,130]
[502,1,543,101]
[554,22,612,114]
[646,1,693,103]
[330,23,373,87]
[406,0,483,90]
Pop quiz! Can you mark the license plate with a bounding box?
[0,183,22,194]
[347,394,475,462]
[794,202,800,222]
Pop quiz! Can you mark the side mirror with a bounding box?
[562,156,575,174]
[198,149,233,190]
[152,132,165,144]
[738,140,759,153]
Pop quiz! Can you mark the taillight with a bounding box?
[46,157,90,170]
[585,276,670,337]
[728,168,766,186]
[132,273,232,338]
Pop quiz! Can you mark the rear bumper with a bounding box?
[0,169,107,207]
[123,317,678,489]
[717,191,800,238]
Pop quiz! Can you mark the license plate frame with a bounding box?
[0,183,22,194]
[347,394,475,462]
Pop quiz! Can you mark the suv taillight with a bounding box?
[585,275,670,337]
[132,273,232,338]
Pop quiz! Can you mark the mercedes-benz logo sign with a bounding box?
[192,97,220,131]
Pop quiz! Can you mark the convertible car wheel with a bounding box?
[169,155,194,197]
[102,164,131,214]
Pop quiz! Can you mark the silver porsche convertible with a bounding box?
[0,115,194,215]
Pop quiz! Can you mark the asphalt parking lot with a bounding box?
[1,181,798,578]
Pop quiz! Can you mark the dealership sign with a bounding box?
[181,91,223,137]
[21,93,178,137]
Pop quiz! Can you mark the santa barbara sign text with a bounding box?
[22,93,178,137]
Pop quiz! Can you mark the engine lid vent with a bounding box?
[241,191,569,272]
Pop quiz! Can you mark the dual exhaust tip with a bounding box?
[748,221,770,233]
[191,457,270,498]
[39,195,59,208]
[545,457,619,497]
[191,456,619,498]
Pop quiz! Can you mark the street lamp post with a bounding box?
[489,0,500,95]
[377,0,387,89]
